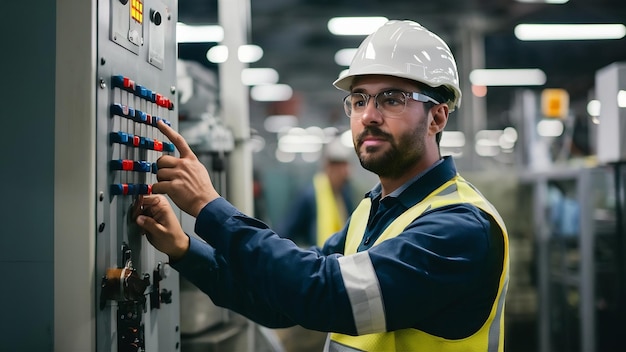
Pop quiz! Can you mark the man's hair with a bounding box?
[415,82,456,146]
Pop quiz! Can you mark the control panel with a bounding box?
[96,0,180,351]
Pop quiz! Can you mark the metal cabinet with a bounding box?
[522,165,624,352]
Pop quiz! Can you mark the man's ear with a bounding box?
[430,104,449,135]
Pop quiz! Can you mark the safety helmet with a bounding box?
[333,20,462,111]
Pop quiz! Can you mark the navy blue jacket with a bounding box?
[172,156,504,337]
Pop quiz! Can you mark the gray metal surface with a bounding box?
[96,0,181,350]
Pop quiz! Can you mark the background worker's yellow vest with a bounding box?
[330,175,509,352]
[314,172,347,247]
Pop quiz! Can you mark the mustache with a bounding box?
[356,127,391,145]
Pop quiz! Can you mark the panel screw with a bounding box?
[98,223,106,232]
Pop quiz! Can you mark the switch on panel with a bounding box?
[150,9,162,26]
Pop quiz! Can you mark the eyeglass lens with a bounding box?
[344,90,409,117]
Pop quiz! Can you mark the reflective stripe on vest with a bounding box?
[329,174,509,352]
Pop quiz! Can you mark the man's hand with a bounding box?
[136,195,189,261]
[153,120,220,217]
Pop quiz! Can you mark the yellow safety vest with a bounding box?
[313,172,348,247]
[330,174,509,352]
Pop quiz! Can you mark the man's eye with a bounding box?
[381,96,402,106]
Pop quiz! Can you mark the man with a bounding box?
[278,137,356,248]
[138,20,509,351]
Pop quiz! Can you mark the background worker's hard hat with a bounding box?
[324,137,352,163]
[333,20,462,111]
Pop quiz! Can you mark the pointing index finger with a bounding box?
[157,120,195,159]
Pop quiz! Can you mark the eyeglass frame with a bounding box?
[342,89,441,118]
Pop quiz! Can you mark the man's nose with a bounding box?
[359,98,383,125]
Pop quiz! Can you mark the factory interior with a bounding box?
[3,0,626,351]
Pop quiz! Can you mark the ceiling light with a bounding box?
[250,84,293,102]
[618,90,626,108]
[335,48,358,66]
[515,24,626,41]
[238,45,263,63]
[206,45,228,63]
[469,69,546,86]
[537,119,564,137]
[275,149,296,163]
[207,45,264,64]
[241,68,279,86]
[176,22,223,43]
[264,115,298,133]
[587,100,601,117]
[278,130,324,153]
[328,17,388,36]
[440,131,466,148]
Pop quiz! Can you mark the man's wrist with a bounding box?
[168,233,190,262]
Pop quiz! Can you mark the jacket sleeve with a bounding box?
[171,235,299,328]
[174,197,356,333]
[182,197,499,337]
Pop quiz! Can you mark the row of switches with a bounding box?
[111,75,174,110]
[110,131,175,152]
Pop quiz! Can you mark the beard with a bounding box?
[355,119,428,178]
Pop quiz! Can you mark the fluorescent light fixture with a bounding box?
[207,44,264,64]
[241,68,279,86]
[275,149,296,163]
[250,84,293,102]
[335,48,358,66]
[475,141,500,157]
[328,17,389,36]
[499,128,517,150]
[537,119,564,137]
[207,45,228,63]
[515,24,626,41]
[239,45,263,63]
[515,0,568,3]
[177,22,224,43]
[440,131,466,148]
[587,99,601,117]
[469,68,546,86]
[278,131,324,153]
[249,135,266,153]
[618,90,626,107]
[264,114,298,133]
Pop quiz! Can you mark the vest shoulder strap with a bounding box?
[345,175,506,254]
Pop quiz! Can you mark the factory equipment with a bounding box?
[517,62,626,352]
[95,0,181,350]
[596,63,626,164]
[522,166,621,352]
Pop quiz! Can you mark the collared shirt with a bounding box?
[172,156,504,339]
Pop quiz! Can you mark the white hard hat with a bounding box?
[333,20,462,111]
[324,137,352,162]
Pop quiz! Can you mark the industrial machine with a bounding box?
[95,0,181,351]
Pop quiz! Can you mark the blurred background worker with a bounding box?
[277,137,356,248]
[274,136,356,352]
